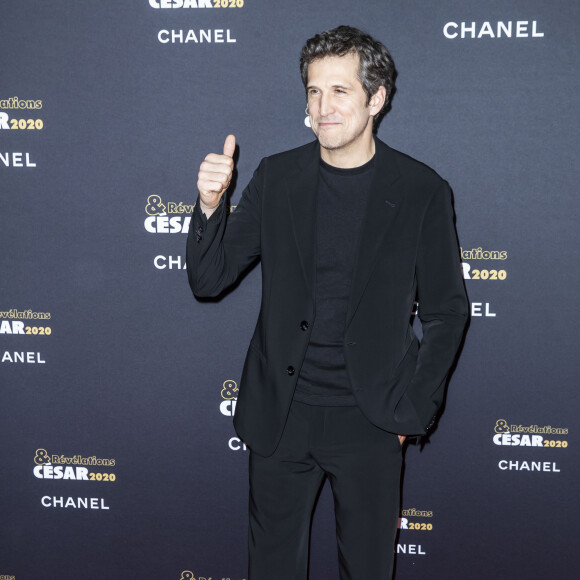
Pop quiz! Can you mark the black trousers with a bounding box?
[248,400,403,580]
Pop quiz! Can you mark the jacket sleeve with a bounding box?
[186,160,264,298]
[408,181,468,431]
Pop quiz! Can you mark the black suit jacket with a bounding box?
[187,138,468,457]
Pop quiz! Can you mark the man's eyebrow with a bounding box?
[306,83,352,90]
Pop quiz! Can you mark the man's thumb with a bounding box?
[223,134,236,158]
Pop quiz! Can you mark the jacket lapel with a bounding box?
[286,141,320,297]
[346,139,403,327]
[285,139,403,315]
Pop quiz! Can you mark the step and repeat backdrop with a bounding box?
[1,1,578,579]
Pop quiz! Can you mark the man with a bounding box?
[187,25,468,580]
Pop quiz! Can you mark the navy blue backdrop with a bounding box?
[1,1,578,579]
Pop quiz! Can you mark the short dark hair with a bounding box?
[300,25,396,124]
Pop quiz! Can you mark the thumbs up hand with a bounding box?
[197,135,236,215]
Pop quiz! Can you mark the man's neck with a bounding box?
[320,135,376,169]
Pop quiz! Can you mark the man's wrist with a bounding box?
[198,197,218,218]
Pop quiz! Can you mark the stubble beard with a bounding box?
[313,119,369,153]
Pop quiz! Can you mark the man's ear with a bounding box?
[369,86,387,115]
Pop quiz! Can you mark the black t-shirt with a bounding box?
[293,155,375,406]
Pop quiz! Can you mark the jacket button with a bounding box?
[300,320,309,331]
[286,366,295,376]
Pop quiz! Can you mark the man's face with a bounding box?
[307,53,382,159]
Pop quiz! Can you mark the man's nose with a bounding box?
[319,93,334,117]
